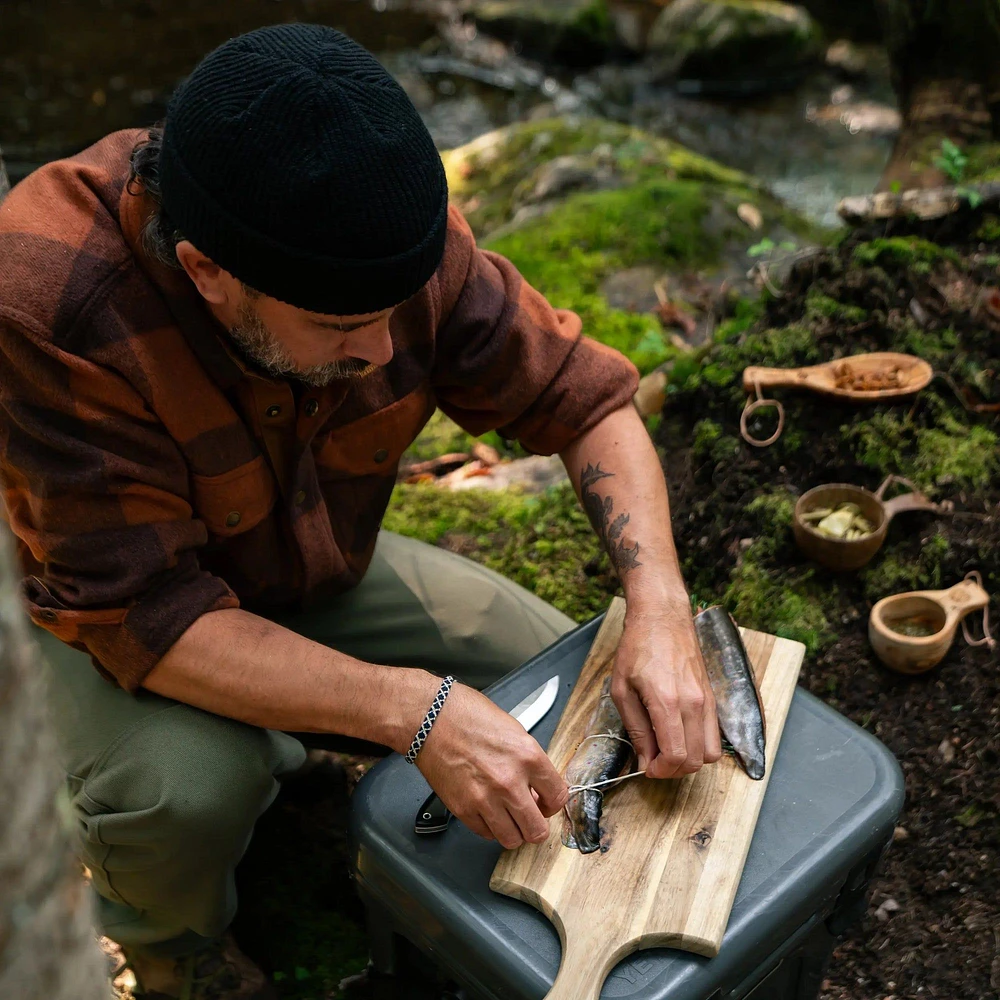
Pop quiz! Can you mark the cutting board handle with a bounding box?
[545,931,617,1000]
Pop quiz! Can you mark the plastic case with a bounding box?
[349,615,904,1000]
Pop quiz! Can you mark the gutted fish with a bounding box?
[694,605,767,780]
[562,677,633,854]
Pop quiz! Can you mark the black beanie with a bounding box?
[158,24,448,314]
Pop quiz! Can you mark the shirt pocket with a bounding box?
[190,454,278,539]
[316,388,435,480]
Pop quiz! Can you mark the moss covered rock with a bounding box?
[647,0,824,88]
[442,116,820,375]
[469,0,616,65]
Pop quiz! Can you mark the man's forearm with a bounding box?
[560,402,689,614]
[143,607,439,752]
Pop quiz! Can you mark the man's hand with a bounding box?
[611,604,722,779]
[415,683,569,848]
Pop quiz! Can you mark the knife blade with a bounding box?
[413,674,561,835]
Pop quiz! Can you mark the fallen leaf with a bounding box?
[737,202,763,230]
[634,370,667,417]
[983,286,1000,321]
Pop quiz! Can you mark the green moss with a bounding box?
[673,323,818,400]
[384,482,618,622]
[804,290,868,325]
[724,560,833,654]
[975,214,1000,243]
[684,488,834,655]
[713,295,767,343]
[443,117,755,238]
[861,533,951,601]
[485,176,752,371]
[692,418,723,451]
[441,118,820,373]
[692,419,723,461]
[845,408,1000,493]
[571,0,613,42]
[899,324,959,363]
[852,237,960,268]
[916,421,999,491]
[965,142,1000,183]
[403,411,475,463]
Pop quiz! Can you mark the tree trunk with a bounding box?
[0,146,9,203]
[876,0,1000,189]
[0,160,105,996]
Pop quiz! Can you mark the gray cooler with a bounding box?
[348,614,904,1000]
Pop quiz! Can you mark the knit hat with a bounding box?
[158,24,448,314]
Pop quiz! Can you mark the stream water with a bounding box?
[0,0,897,227]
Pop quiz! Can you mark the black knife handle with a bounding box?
[414,790,451,834]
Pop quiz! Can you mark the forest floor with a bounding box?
[206,212,1000,1000]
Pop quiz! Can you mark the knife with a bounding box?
[413,674,561,835]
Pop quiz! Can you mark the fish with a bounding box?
[561,676,634,854]
[694,605,767,780]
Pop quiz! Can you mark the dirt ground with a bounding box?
[659,219,1000,1000]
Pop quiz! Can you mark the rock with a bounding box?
[647,0,824,90]
[525,152,616,202]
[442,116,822,374]
[443,455,570,492]
[600,265,663,313]
[606,0,668,52]
[824,38,868,78]
[468,0,617,66]
[807,99,901,135]
[873,897,900,922]
[937,738,956,763]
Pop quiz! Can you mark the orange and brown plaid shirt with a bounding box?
[0,130,638,691]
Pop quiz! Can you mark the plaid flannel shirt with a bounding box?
[0,130,638,690]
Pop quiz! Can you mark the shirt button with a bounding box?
[294,490,307,505]
[304,399,319,417]
[225,511,242,527]
[265,405,282,418]
[373,448,389,463]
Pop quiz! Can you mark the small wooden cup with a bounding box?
[869,577,990,674]
[793,475,946,572]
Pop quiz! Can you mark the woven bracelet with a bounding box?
[404,675,455,764]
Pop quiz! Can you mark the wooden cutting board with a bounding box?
[490,597,804,1000]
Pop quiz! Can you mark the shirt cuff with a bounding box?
[23,563,239,692]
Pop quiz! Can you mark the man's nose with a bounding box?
[346,319,394,367]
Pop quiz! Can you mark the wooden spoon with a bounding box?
[743,352,932,401]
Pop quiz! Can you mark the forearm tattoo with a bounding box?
[580,462,641,577]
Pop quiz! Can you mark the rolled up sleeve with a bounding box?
[430,206,639,455]
[0,310,238,691]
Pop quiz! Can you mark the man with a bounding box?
[0,24,719,1000]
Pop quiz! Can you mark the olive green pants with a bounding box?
[35,531,574,955]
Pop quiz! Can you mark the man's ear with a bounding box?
[175,240,231,306]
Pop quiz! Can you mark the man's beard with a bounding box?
[227,299,378,387]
